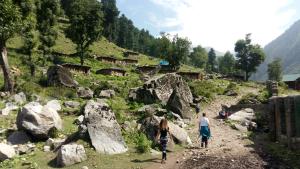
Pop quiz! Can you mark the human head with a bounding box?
[203,113,206,117]
[159,118,168,129]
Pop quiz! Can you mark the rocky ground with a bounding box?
[146,86,291,169]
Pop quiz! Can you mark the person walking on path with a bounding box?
[156,118,171,164]
[199,113,211,148]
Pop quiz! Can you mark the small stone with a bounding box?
[44,146,51,152]
[81,166,88,169]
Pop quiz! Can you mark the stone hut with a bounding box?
[96,68,126,76]
[61,63,91,74]
[177,72,203,80]
[269,95,300,149]
[123,51,139,59]
[121,58,138,65]
[136,65,158,74]
[159,65,177,74]
[97,56,118,64]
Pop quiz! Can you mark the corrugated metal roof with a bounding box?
[282,74,300,82]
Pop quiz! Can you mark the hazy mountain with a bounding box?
[251,20,300,81]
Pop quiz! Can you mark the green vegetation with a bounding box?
[235,34,265,81]
[268,58,282,82]
[238,89,270,104]
[189,45,208,69]
[218,51,236,75]
[189,79,230,101]
[207,48,217,72]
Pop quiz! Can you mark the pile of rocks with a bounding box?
[228,108,257,131]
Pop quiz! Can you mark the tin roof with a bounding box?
[282,74,300,82]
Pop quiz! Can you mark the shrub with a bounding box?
[189,80,227,101]
[136,133,152,153]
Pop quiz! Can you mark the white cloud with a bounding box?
[150,0,298,52]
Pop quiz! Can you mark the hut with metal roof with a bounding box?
[282,74,300,90]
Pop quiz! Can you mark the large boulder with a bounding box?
[16,102,63,139]
[137,104,167,117]
[129,73,194,119]
[77,87,94,99]
[7,131,31,145]
[0,143,16,161]
[47,65,78,88]
[167,87,194,119]
[83,100,127,154]
[140,115,190,146]
[64,101,80,109]
[56,144,87,167]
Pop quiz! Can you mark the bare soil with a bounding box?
[146,87,291,169]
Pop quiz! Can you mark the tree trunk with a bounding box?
[80,50,84,66]
[245,71,249,81]
[0,44,14,93]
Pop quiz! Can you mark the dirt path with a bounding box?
[145,87,289,169]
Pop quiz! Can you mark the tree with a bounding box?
[207,48,217,72]
[101,0,119,42]
[172,35,191,66]
[218,51,235,75]
[65,0,103,65]
[268,58,282,82]
[234,34,265,81]
[0,0,26,92]
[189,45,208,68]
[20,0,37,76]
[36,0,61,64]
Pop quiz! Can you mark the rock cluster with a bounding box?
[129,73,194,119]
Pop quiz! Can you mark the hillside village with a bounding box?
[1,1,300,169]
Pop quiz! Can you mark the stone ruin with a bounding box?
[61,63,91,74]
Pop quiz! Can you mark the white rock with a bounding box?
[45,100,61,111]
[56,144,87,167]
[0,143,16,161]
[11,92,27,105]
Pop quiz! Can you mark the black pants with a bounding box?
[160,139,167,160]
[201,136,208,148]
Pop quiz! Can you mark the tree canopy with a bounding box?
[268,58,282,82]
[207,48,217,72]
[189,45,208,68]
[218,51,235,75]
[234,34,265,81]
[65,0,103,65]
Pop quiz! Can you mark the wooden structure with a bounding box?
[123,51,139,58]
[97,56,118,64]
[136,65,157,74]
[121,58,138,65]
[282,74,300,90]
[61,63,91,74]
[269,96,300,149]
[96,68,126,76]
[177,72,203,80]
[159,65,176,74]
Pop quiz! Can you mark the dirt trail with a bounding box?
[145,87,288,169]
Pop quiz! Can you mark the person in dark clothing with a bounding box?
[156,118,171,164]
[195,103,201,114]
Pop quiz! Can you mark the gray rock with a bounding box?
[168,121,192,145]
[137,104,161,117]
[84,100,127,154]
[47,65,78,87]
[140,116,175,151]
[167,87,194,119]
[45,100,61,112]
[7,131,31,145]
[56,144,87,167]
[228,108,255,122]
[0,143,16,161]
[16,144,34,155]
[46,138,65,150]
[64,101,80,109]
[82,166,89,169]
[77,87,94,99]
[99,89,115,98]
[11,92,27,105]
[74,115,85,125]
[0,102,19,116]
[129,73,193,105]
[16,102,63,139]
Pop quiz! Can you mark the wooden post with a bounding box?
[284,97,292,149]
[275,98,281,140]
[269,98,276,141]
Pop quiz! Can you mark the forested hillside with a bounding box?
[251,19,300,81]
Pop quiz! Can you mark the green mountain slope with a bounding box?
[251,20,300,81]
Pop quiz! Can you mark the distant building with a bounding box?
[123,51,139,58]
[177,72,203,80]
[61,63,91,74]
[96,68,126,76]
[97,56,118,64]
[282,74,300,90]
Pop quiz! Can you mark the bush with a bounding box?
[224,82,239,94]
[189,80,227,101]
[123,131,152,153]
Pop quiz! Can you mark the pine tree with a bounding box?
[101,0,119,42]
[207,48,217,72]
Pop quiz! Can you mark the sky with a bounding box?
[116,0,300,52]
